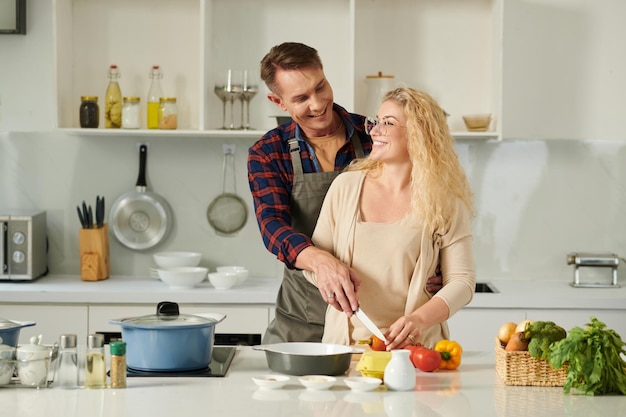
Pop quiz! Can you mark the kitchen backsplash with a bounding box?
[1,132,625,283]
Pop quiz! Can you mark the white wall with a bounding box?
[1,2,626,285]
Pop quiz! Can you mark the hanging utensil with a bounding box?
[206,145,248,236]
[109,144,173,250]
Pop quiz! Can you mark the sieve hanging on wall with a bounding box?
[206,144,248,236]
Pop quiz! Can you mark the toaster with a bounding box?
[0,210,48,280]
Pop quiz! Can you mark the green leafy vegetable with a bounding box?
[524,320,567,360]
[548,317,626,395]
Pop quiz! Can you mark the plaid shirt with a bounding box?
[247,103,372,269]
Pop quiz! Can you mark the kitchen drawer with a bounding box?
[88,304,270,336]
[0,304,88,345]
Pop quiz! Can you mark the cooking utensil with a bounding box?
[354,307,387,343]
[109,301,226,371]
[253,342,363,376]
[0,319,36,347]
[206,146,247,236]
[110,144,173,250]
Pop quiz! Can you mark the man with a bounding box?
[248,42,439,343]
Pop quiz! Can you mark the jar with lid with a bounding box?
[159,97,177,129]
[122,96,141,129]
[109,341,127,388]
[105,65,122,128]
[54,334,79,389]
[79,96,99,128]
[84,334,106,388]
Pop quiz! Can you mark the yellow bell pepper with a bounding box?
[434,340,463,370]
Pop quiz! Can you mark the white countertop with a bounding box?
[1,276,624,311]
[467,280,626,310]
[0,275,281,305]
[1,347,624,417]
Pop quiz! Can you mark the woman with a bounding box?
[304,87,475,350]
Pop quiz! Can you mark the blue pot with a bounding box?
[0,319,36,347]
[109,302,225,371]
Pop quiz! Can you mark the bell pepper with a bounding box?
[434,340,463,370]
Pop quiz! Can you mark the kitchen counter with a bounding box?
[467,280,626,310]
[1,346,624,417]
[0,275,281,304]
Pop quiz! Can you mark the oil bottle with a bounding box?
[147,65,163,129]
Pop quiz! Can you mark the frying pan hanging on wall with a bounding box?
[110,144,173,250]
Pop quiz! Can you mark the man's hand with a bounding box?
[425,265,443,294]
[296,246,360,314]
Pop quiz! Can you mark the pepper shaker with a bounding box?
[54,334,79,389]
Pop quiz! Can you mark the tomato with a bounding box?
[405,346,441,372]
[370,335,387,351]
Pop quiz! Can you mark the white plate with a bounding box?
[251,375,290,390]
[299,375,336,390]
[344,376,382,392]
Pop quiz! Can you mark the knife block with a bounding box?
[79,224,110,281]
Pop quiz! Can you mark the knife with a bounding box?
[354,307,387,343]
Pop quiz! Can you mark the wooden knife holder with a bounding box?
[79,224,110,281]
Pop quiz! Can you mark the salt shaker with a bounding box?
[54,333,79,389]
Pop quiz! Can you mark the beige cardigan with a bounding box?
[304,170,475,347]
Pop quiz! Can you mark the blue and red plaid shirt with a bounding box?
[247,103,372,269]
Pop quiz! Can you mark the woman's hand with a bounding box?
[384,315,423,350]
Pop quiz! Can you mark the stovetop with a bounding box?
[126,346,237,378]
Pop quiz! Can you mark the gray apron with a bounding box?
[263,131,365,343]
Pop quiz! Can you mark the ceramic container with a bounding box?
[16,335,50,387]
[383,350,416,391]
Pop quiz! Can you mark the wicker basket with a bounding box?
[494,338,567,386]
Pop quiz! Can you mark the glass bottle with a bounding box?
[109,341,127,389]
[158,97,177,129]
[122,96,141,129]
[54,334,79,389]
[79,96,99,128]
[146,65,163,129]
[105,65,122,128]
[383,349,416,391]
[84,334,106,388]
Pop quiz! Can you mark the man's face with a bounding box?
[268,66,335,137]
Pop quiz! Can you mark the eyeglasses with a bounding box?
[364,116,406,136]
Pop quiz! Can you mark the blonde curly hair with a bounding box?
[347,87,474,236]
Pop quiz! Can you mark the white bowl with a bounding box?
[216,266,249,285]
[299,375,336,390]
[208,271,239,290]
[157,267,208,289]
[344,376,382,392]
[252,374,290,390]
[153,251,202,268]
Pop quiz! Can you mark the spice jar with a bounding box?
[109,341,127,388]
[159,97,177,129]
[122,96,141,129]
[79,96,99,128]
[54,334,79,389]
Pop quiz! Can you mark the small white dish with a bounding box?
[299,375,336,390]
[344,376,383,392]
[216,266,249,285]
[208,271,239,290]
[252,374,290,390]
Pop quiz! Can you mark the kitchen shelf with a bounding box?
[53,0,502,140]
[58,128,497,142]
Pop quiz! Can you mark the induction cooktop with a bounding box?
[125,346,237,378]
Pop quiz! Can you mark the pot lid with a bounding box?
[114,302,218,329]
[0,318,36,330]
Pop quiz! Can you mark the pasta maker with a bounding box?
[566,252,620,288]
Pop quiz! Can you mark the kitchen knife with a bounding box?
[76,206,86,228]
[354,307,387,343]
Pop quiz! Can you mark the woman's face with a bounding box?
[369,100,410,164]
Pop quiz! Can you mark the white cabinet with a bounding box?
[501,0,626,140]
[447,307,626,352]
[53,0,501,141]
[89,304,270,335]
[0,304,88,346]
